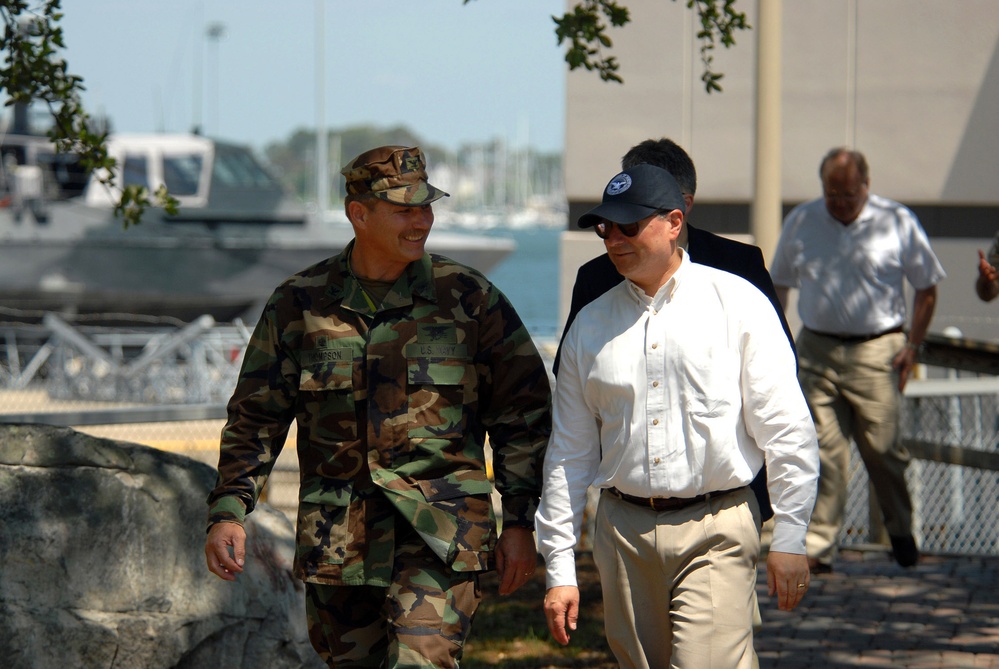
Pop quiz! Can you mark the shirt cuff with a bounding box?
[769,520,808,554]
[543,550,579,589]
[501,494,538,529]
[206,495,247,531]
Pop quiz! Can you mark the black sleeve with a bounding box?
[552,254,623,377]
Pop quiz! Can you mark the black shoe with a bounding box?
[807,558,833,575]
[890,534,919,567]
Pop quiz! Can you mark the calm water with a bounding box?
[479,226,562,341]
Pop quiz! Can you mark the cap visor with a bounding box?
[577,201,657,228]
[375,182,449,206]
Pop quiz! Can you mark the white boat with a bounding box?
[0,132,515,324]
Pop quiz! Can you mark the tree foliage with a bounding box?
[0,0,176,226]
[550,0,749,91]
[469,0,750,92]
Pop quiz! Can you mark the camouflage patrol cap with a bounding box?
[341,145,449,206]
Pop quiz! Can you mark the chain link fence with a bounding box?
[842,376,999,555]
[2,317,998,555]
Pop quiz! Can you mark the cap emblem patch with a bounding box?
[606,173,632,196]
[402,155,421,173]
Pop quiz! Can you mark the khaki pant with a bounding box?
[797,329,913,564]
[593,487,760,669]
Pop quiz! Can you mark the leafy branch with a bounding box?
[553,0,630,84]
[690,0,750,92]
[548,0,751,92]
[0,0,176,226]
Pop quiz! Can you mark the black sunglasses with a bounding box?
[593,220,641,239]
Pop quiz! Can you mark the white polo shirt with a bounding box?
[770,194,946,335]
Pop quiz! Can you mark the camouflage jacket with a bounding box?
[207,241,552,586]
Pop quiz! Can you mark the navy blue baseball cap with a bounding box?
[577,164,686,228]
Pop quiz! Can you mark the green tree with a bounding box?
[466,0,750,92]
[0,0,175,226]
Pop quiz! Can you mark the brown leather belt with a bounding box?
[805,324,904,344]
[607,486,744,512]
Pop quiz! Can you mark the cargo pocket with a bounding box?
[297,488,351,566]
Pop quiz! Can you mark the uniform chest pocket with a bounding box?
[300,361,353,391]
[406,350,471,440]
[299,360,357,440]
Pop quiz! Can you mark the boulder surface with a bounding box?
[0,424,322,669]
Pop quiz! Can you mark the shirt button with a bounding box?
[652,381,659,388]
[652,418,659,426]
[654,457,661,465]
[651,343,658,349]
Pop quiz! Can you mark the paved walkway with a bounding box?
[755,548,999,668]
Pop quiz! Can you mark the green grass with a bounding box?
[461,553,616,668]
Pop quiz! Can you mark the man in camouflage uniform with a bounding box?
[204,145,552,668]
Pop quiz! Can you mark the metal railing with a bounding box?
[1,319,997,556]
[0,315,243,449]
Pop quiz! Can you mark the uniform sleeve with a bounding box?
[478,287,552,530]
[206,295,297,529]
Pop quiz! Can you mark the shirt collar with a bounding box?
[327,240,437,314]
[626,248,689,310]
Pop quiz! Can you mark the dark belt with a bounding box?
[805,324,904,344]
[607,486,744,512]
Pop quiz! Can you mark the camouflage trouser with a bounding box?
[305,523,482,668]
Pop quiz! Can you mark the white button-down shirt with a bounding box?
[536,252,819,588]
[769,193,946,334]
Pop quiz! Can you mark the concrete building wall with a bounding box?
[565,0,999,207]
[559,0,999,343]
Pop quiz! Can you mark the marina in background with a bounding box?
[0,131,515,325]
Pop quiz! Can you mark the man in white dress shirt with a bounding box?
[770,147,947,573]
[535,164,820,669]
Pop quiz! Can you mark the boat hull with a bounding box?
[0,229,515,324]
[0,132,515,325]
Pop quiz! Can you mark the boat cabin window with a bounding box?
[122,154,149,189]
[212,146,279,190]
[163,154,203,196]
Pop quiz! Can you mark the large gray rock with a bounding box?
[0,424,322,669]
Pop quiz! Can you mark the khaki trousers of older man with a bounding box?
[798,329,913,566]
[593,486,760,669]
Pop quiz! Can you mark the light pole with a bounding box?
[751,0,782,265]
[205,22,226,136]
